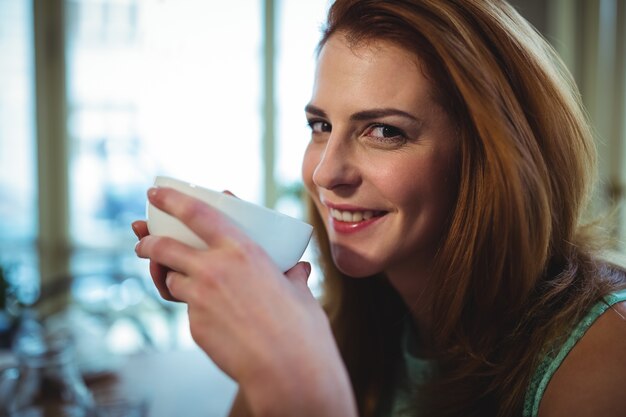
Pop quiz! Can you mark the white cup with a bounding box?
[146,176,313,272]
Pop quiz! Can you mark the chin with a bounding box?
[331,251,383,278]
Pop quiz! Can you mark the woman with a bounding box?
[133,0,626,416]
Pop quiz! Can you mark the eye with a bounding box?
[307,120,332,133]
[365,124,406,142]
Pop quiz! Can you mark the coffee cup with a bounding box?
[146,176,313,272]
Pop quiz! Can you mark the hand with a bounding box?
[133,187,357,417]
[131,219,175,301]
[131,189,238,302]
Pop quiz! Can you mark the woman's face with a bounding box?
[302,34,460,279]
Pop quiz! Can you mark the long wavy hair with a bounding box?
[307,1,626,416]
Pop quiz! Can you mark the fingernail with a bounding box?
[147,187,159,200]
[131,222,140,239]
[303,262,312,276]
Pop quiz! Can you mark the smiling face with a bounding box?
[302,34,460,281]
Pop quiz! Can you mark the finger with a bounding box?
[148,187,247,246]
[132,220,149,239]
[284,261,312,289]
[222,190,237,197]
[135,235,201,277]
[149,260,180,302]
[164,270,194,302]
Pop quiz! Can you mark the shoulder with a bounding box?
[538,300,626,417]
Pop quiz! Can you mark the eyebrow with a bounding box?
[304,104,422,125]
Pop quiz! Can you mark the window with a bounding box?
[275,0,331,294]
[0,0,38,291]
[0,0,331,308]
[65,0,263,260]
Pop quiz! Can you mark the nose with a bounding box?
[312,133,361,191]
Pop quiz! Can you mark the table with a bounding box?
[110,348,238,417]
[0,347,238,417]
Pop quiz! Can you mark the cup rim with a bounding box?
[153,175,312,227]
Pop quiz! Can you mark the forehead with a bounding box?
[312,34,435,110]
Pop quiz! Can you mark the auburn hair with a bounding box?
[307,1,626,416]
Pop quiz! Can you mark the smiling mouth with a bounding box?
[329,208,387,223]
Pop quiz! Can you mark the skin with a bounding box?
[302,34,460,335]
[537,301,626,417]
[132,190,357,417]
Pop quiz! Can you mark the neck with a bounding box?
[385,260,434,347]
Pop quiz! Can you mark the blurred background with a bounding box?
[0,0,624,414]
[0,0,332,350]
[0,1,333,414]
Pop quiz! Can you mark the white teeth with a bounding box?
[330,208,380,223]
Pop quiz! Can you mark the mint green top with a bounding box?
[383,320,436,417]
[522,288,626,416]
[385,289,626,417]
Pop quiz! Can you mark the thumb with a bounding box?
[284,261,312,288]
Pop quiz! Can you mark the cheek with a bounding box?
[374,153,457,214]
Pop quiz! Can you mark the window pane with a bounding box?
[276,0,330,207]
[65,0,262,252]
[276,0,331,296]
[0,0,37,247]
